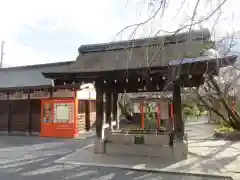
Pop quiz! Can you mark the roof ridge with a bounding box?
[78,28,210,54]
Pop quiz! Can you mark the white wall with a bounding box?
[77,89,96,100]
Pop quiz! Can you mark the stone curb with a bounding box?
[54,160,233,179]
[0,132,30,136]
[0,132,40,136]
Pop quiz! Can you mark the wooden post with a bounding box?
[96,85,104,139]
[89,92,92,129]
[105,92,112,131]
[103,93,106,123]
[112,93,118,130]
[170,103,174,130]
[7,93,11,133]
[140,101,145,128]
[85,100,90,131]
[173,80,184,140]
[28,93,32,135]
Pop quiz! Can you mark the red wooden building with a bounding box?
[0,61,96,138]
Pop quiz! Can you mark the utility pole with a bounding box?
[0,41,5,68]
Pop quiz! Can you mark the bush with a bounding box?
[183,104,207,122]
[183,106,194,117]
[213,126,240,141]
[214,126,234,133]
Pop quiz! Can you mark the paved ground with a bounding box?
[0,135,231,180]
[0,120,237,180]
[56,122,239,180]
[0,135,94,179]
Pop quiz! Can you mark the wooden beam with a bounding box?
[96,85,104,139]
[173,79,184,140]
[51,73,204,93]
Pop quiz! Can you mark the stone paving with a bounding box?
[187,124,240,180]
[0,122,239,179]
[0,135,230,180]
[56,123,240,180]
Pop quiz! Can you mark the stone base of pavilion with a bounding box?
[94,129,188,161]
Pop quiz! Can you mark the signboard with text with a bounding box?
[9,92,28,100]
[0,93,7,100]
[30,91,50,99]
[52,90,75,98]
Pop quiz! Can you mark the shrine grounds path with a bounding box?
[0,120,238,180]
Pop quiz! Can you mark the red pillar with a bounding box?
[156,102,161,131]
[232,101,236,112]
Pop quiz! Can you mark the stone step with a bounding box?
[105,143,172,157]
[106,133,171,145]
[104,141,188,161]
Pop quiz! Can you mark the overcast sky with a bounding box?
[0,0,239,67]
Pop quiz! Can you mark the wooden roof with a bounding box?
[0,61,73,92]
[43,29,211,76]
[41,55,237,94]
[40,28,238,93]
[42,55,237,80]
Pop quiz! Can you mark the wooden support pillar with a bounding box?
[85,100,90,131]
[105,92,112,131]
[170,103,174,131]
[28,93,32,135]
[7,93,11,133]
[103,93,106,123]
[140,101,145,129]
[96,86,104,139]
[173,80,184,140]
[156,102,161,131]
[112,93,118,130]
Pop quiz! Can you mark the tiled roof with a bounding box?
[0,61,73,90]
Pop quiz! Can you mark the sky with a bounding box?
[0,0,240,67]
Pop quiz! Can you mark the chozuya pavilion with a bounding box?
[42,29,237,160]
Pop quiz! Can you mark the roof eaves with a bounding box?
[0,61,74,71]
[0,85,53,93]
